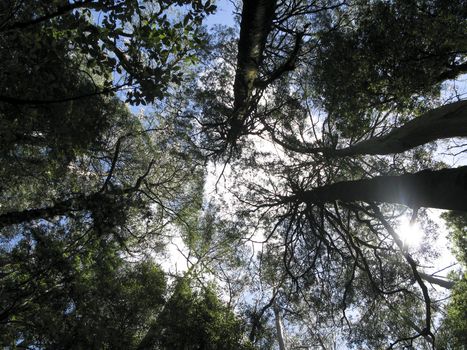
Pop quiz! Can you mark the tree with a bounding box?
[0,0,216,105]
[310,0,467,135]
[266,100,467,157]
[0,2,245,349]
[2,0,467,349]
[287,166,467,211]
[0,89,207,347]
[435,211,467,349]
[0,228,251,349]
[191,0,467,348]
[138,278,252,350]
[1,239,167,349]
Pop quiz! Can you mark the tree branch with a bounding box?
[1,0,97,32]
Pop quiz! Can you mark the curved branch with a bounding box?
[1,0,97,32]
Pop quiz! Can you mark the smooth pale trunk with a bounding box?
[294,166,467,211]
[336,100,467,156]
[419,272,455,289]
[273,303,286,350]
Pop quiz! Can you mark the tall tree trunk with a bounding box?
[273,302,286,350]
[0,192,117,227]
[228,0,276,144]
[419,272,455,289]
[233,0,276,110]
[273,100,467,157]
[290,166,467,211]
[0,198,80,227]
[334,100,467,156]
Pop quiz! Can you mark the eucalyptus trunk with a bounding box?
[290,166,467,211]
[335,100,467,156]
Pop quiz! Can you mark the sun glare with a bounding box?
[397,218,424,247]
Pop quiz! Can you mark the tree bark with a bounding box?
[335,100,467,156]
[0,198,80,227]
[419,272,455,289]
[0,193,113,227]
[273,302,286,350]
[290,166,467,211]
[228,0,276,144]
[273,100,467,157]
[233,0,276,111]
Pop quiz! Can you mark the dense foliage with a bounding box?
[0,0,466,349]
[0,1,248,349]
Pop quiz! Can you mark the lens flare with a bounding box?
[398,218,424,247]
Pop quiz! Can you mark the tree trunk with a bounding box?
[0,198,80,227]
[290,166,467,211]
[419,272,455,289]
[228,0,276,144]
[0,192,113,227]
[233,0,276,110]
[273,302,286,350]
[274,100,467,157]
[335,100,467,156]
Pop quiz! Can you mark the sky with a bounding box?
[205,0,236,28]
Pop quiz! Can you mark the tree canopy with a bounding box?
[0,0,466,349]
